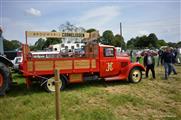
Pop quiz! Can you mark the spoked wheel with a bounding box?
[44,75,67,93]
[129,67,142,83]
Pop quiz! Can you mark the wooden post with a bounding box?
[54,69,60,120]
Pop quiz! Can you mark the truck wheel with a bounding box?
[128,67,142,83]
[44,75,67,93]
[0,63,10,96]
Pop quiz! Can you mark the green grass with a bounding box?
[0,65,181,120]
[106,94,145,107]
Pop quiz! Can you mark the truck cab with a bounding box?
[98,44,144,82]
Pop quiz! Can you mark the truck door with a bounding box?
[100,47,120,77]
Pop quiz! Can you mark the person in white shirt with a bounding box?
[144,51,156,79]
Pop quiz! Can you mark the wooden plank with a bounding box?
[91,59,96,68]
[74,60,90,69]
[35,61,53,71]
[55,60,72,70]
[69,74,82,83]
[27,61,33,72]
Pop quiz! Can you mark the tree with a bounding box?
[3,39,14,51]
[34,38,46,50]
[11,40,22,49]
[147,33,159,48]
[102,30,114,45]
[167,42,177,48]
[59,21,85,32]
[86,28,96,33]
[126,33,161,49]
[157,39,167,47]
[135,35,147,48]
[29,45,37,51]
[176,41,181,47]
[112,34,126,49]
[112,34,121,47]
[3,39,22,51]
[127,38,136,49]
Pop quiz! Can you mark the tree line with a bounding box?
[3,39,22,51]
[127,33,181,49]
[3,28,181,51]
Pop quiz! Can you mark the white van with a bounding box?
[11,56,23,71]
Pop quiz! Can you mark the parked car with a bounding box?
[74,48,85,57]
[11,56,23,72]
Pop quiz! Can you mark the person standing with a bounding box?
[161,47,176,80]
[157,49,163,66]
[130,50,133,62]
[170,48,177,75]
[136,50,142,63]
[144,51,156,79]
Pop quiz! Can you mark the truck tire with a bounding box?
[128,67,142,83]
[44,75,67,93]
[0,62,10,96]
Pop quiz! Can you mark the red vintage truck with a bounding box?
[21,31,145,92]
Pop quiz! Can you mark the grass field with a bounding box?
[0,65,180,120]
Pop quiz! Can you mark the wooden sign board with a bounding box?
[83,31,100,41]
[26,31,89,38]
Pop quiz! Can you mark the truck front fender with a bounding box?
[126,63,145,76]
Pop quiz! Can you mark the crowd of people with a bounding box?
[130,47,179,80]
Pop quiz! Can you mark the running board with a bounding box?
[104,76,125,81]
[104,76,120,81]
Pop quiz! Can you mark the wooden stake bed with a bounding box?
[24,58,99,76]
[22,31,100,82]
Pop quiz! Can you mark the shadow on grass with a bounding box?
[66,80,129,91]
[7,82,45,97]
[4,73,45,97]
[8,77,130,97]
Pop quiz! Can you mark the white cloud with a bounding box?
[25,8,41,16]
[77,6,121,28]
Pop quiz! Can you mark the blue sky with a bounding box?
[1,0,180,44]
